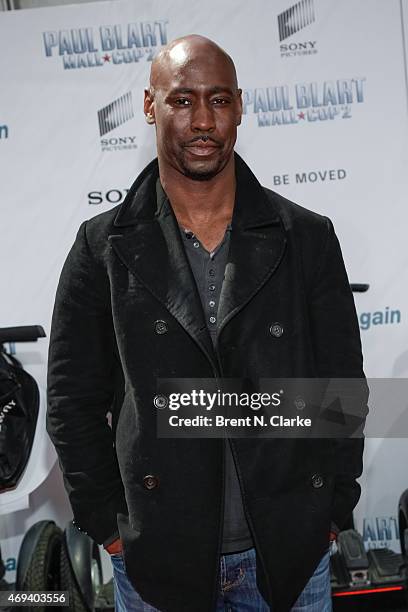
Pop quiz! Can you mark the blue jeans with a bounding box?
[111,546,332,611]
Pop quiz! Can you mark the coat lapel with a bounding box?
[108,159,219,375]
[216,155,287,345]
[108,154,287,370]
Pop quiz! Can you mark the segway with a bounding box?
[0,327,63,611]
[0,325,45,493]
[60,521,114,611]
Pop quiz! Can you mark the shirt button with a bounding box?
[143,474,159,490]
[209,316,216,324]
[193,242,200,248]
[209,300,216,307]
[154,319,168,335]
[208,269,215,276]
[269,323,284,338]
[209,284,216,291]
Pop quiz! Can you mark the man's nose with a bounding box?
[191,101,215,132]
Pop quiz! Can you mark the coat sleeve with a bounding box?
[308,216,369,530]
[46,220,128,544]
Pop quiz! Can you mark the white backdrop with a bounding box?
[1,0,408,580]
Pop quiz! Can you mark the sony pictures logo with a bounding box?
[278,0,318,58]
[98,92,137,152]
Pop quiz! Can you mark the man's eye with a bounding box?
[212,98,230,105]
[175,98,191,105]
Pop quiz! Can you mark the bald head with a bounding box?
[149,35,238,96]
[143,34,242,182]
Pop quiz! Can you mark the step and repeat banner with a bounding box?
[1,0,408,578]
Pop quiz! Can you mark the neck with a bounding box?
[158,154,236,227]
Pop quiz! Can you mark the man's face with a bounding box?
[144,46,242,181]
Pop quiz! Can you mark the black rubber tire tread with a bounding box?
[59,540,90,612]
[399,512,407,558]
[18,522,62,612]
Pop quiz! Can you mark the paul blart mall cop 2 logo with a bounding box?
[243,78,366,127]
[42,20,169,70]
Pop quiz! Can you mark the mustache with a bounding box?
[183,135,222,146]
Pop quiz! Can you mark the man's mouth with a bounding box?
[184,137,221,157]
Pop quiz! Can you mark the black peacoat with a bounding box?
[46,153,368,612]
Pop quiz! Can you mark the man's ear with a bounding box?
[236,88,243,126]
[144,88,156,124]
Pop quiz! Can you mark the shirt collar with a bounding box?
[155,178,232,232]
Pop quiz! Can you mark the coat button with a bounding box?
[153,394,168,409]
[311,473,324,488]
[143,474,159,490]
[269,322,284,338]
[154,319,168,335]
[294,396,306,410]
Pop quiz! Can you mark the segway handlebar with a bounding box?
[0,326,46,345]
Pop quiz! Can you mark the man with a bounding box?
[47,35,367,611]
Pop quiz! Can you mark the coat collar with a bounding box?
[109,153,287,375]
[112,153,281,229]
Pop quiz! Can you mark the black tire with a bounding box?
[60,541,90,612]
[399,511,407,558]
[60,533,102,612]
[15,521,62,612]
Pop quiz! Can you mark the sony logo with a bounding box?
[280,41,317,51]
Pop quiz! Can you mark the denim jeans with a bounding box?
[111,546,332,611]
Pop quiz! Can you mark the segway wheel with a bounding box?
[15,521,62,611]
[60,533,103,612]
[60,541,90,611]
